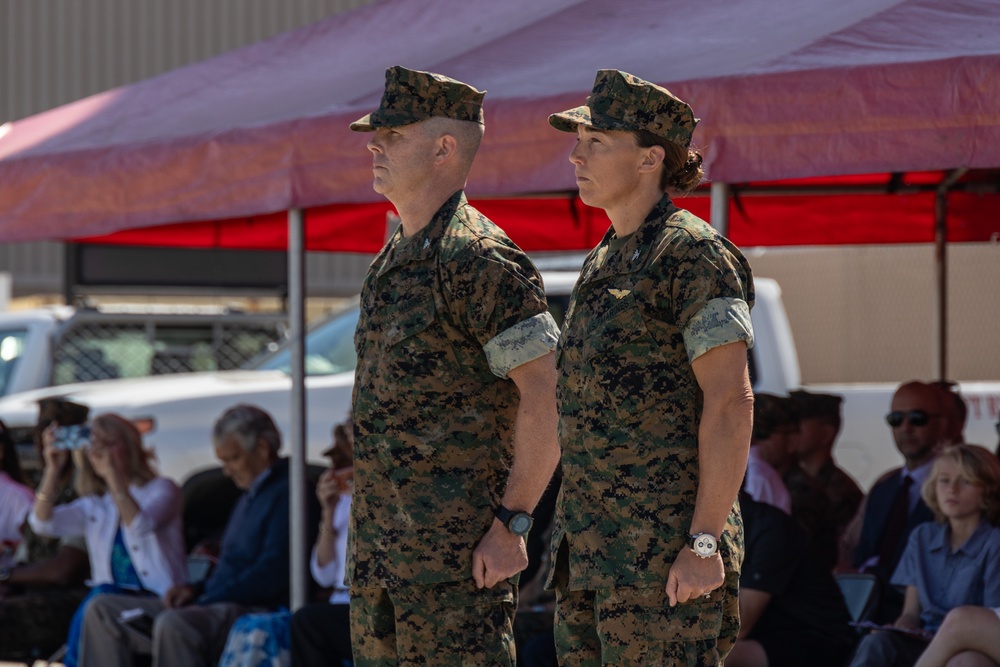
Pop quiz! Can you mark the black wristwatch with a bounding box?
[494,504,533,537]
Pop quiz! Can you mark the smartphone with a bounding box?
[118,607,154,637]
[52,424,92,451]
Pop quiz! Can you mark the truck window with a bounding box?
[51,319,286,386]
[0,329,28,396]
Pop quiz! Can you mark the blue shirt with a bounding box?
[198,459,318,608]
[892,519,1000,630]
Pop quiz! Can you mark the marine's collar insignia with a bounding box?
[631,249,640,262]
[608,289,630,300]
[423,238,430,249]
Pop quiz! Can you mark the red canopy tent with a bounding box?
[1,0,999,249]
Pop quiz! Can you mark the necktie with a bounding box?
[877,474,913,572]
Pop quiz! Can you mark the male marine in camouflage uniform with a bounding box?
[346,66,560,666]
[546,70,755,665]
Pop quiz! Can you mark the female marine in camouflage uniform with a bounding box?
[546,70,755,666]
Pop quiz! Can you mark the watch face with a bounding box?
[691,534,718,557]
[509,513,533,536]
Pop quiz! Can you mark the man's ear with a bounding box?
[638,144,665,174]
[434,133,458,164]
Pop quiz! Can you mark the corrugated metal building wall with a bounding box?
[2,0,374,122]
[1,0,377,298]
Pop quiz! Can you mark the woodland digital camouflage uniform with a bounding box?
[347,192,557,664]
[788,390,863,534]
[346,65,561,664]
[348,189,558,587]
[547,69,754,664]
[546,196,754,663]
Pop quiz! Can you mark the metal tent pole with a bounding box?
[288,207,307,611]
[933,168,967,380]
[711,182,731,237]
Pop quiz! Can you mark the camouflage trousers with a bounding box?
[350,578,517,666]
[553,572,740,666]
[0,587,89,662]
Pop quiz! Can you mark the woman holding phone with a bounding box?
[29,413,186,667]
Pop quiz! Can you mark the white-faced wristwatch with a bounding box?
[687,533,719,558]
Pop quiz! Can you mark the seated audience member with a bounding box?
[913,605,1000,667]
[744,393,796,513]
[855,381,942,623]
[76,404,317,667]
[290,416,354,667]
[785,390,862,571]
[930,381,966,446]
[994,417,999,459]
[726,491,857,667]
[848,444,1000,667]
[0,400,91,663]
[29,413,186,667]
[0,418,34,544]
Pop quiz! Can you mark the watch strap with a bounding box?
[494,503,533,535]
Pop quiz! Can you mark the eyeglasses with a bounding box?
[885,410,938,428]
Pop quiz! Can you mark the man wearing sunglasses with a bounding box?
[853,381,943,624]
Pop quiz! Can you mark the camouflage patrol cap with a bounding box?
[350,66,486,132]
[549,69,698,148]
[752,393,799,440]
[789,390,843,422]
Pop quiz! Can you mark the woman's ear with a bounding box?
[638,144,665,174]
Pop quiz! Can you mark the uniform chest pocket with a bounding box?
[384,298,437,347]
[382,298,459,385]
[582,298,666,420]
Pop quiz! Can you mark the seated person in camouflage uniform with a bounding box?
[346,67,560,665]
[546,70,754,666]
[0,399,90,664]
[786,390,863,571]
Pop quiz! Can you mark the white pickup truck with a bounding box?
[0,304,289,398]
[0,276,996,490]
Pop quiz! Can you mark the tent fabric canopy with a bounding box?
[2,0,999,245]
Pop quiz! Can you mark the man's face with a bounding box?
[214,434,271,490]
[757,422,799,471]
[791,418,833,460]
[366,122,437,200]
[888,385,944,468]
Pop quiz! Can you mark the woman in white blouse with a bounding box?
[290,418,354,666]
[29,413,186,667]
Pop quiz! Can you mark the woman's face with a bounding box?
[88,424,131,476]
[935,458,984,522]
[569,125,651,211]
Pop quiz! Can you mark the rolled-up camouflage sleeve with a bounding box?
[483,311,559,378]
[682,297,754,363]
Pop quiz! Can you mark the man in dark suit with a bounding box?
[853,381,943,623]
